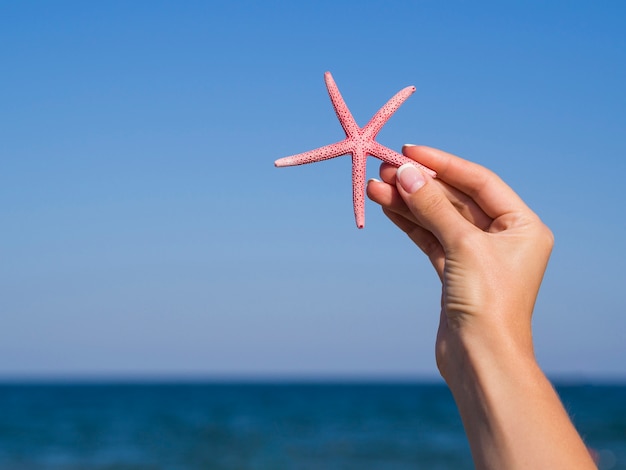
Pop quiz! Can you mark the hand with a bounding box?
[367,145,595,469]
[367,145,553,375]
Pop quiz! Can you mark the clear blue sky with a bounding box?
[1,1,625,380]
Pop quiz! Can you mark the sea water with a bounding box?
[0,383,624,469]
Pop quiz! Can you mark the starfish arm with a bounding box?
[351,149,369,229]
[367,141,437,177]
[274,140,353,167]
[362,85,416,140]
[324,71,360,137]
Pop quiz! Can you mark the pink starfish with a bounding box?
[275,71,435,229]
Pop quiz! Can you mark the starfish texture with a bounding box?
[275,71,435,229]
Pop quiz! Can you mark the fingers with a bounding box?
[371,163,492,231]
[394,163,475,247]
[402,145,530,219]
[366,177,416,222]
[383,208,446,279]
[437,182,493,231]
[366,180,445,277]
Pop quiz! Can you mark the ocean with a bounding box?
[0,382,624,469]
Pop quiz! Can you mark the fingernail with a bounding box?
[402,144,417,155]
[397,163,425,193]
[367,178,381,184]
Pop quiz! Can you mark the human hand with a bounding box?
[366,145,554,379]
[367,146,598,469]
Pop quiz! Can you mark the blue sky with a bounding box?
[1,1,625,380]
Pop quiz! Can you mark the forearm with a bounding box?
[442,328,596,470]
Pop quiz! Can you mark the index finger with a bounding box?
[402,145,530,219]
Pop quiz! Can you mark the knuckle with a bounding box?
[415,189,447,217]
[455,230,482,253]
[537,223,555,250]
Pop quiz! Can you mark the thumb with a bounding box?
[396,163,473,247]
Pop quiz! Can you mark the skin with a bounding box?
[367,145,597,470]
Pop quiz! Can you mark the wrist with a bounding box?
[437,316,538,394]
[437,320,596,469]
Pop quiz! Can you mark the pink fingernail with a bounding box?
[397,163,425,193]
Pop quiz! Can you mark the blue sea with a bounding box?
[0,382,624,469]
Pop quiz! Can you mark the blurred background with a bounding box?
[1,1,625,467]
[2,0,625,382]
[0,0,626,470]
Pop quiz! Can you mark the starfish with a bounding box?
[275,71,435,229]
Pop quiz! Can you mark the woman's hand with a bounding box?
[367,145,553,374]
[367,145,595,470]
